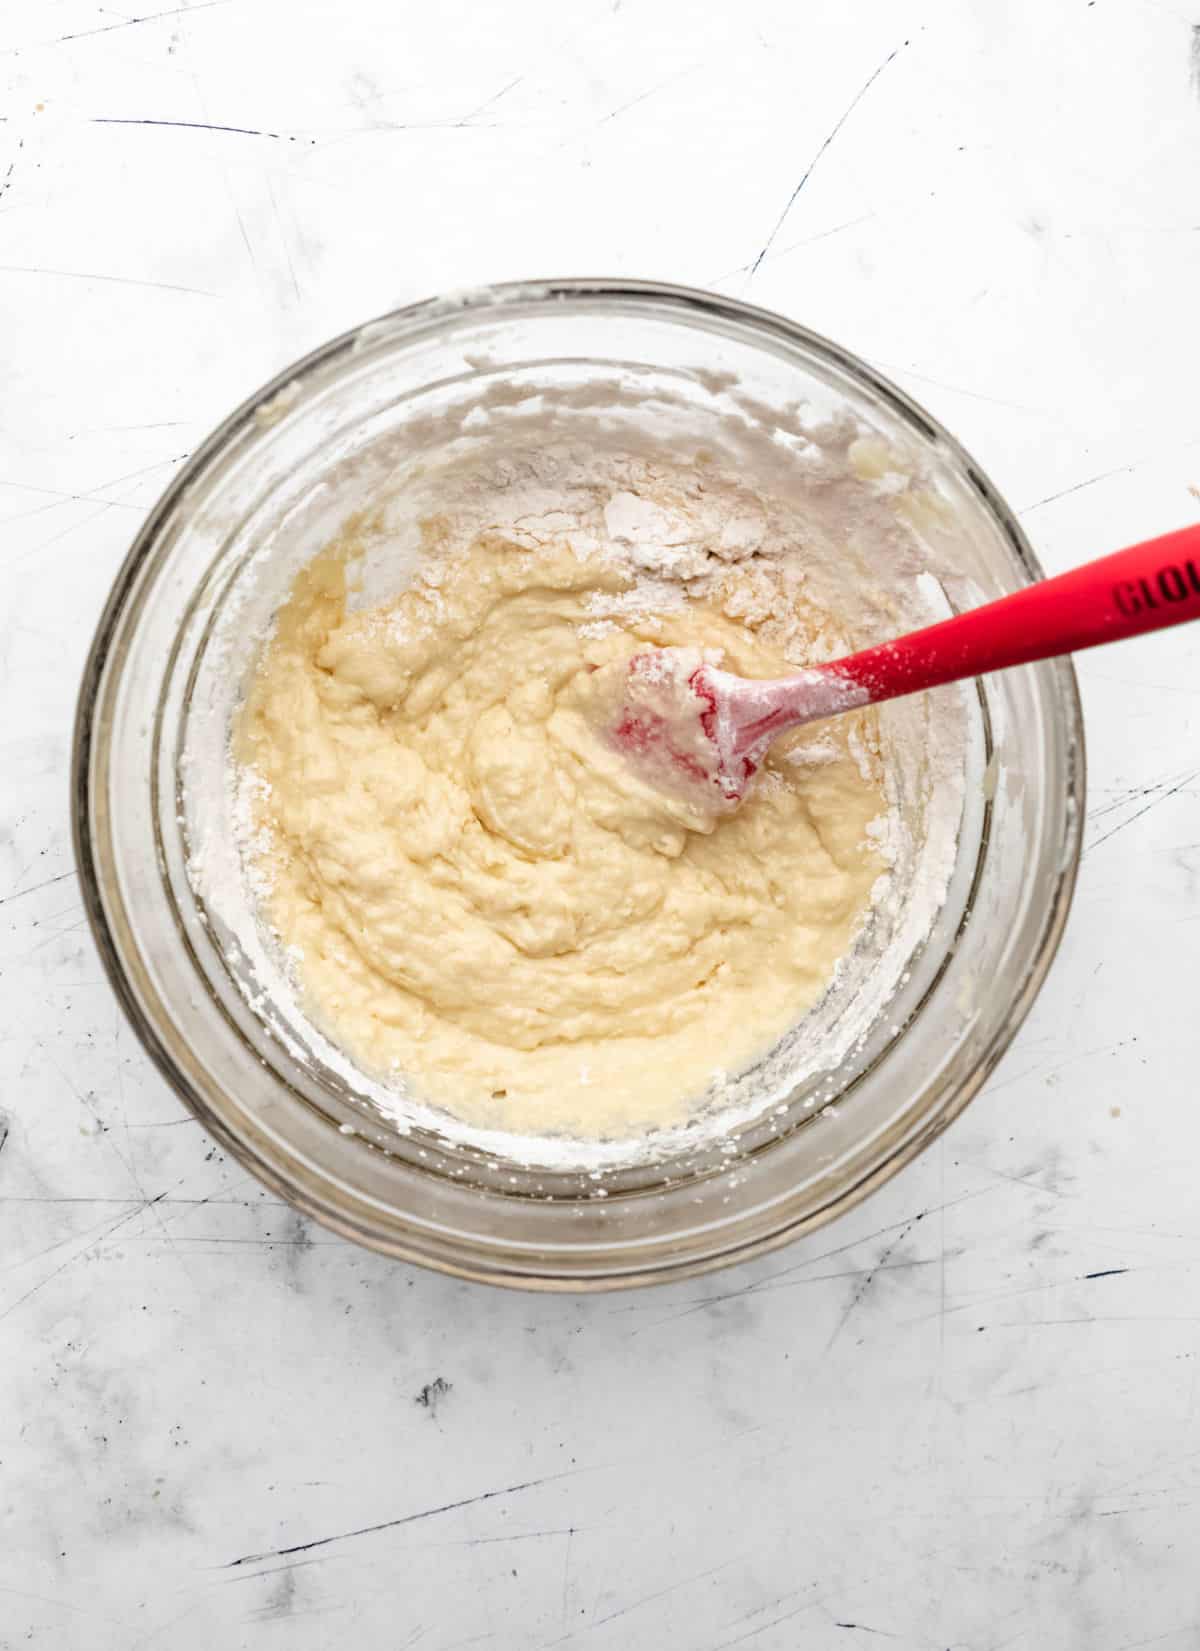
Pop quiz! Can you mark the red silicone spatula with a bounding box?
[609,522,1200,805]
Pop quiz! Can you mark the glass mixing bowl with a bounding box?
[72,279,1084,1289]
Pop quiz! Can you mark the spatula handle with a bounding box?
[831,522,1200,702]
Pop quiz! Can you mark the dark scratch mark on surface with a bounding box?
[415,1375,452,1415]
[266,176,302,302]
[581,1560,736,1633]
[222,1558,335,1587]
[4,1194,148,1274]
[870,359,1048,416]
[989,1314,1200,1330]
[0,264,213,297]
[1085,1268,1129,1280]
[0,1195,282,1207]
[704,213,877,283]
[0,1585,92,1618]
[1019,463,1135,514]
[0,484,145,526]
[595,68,694,126]
[609,1187,997,1330]
[434,1527,576,1550]
[251,1566,298,1623]
[0,868,76,907]
[27,489,168,559]
[749,41,907,276]
[632,1257,934,1334]
[222,1471,580,1568]
[560,1526,573,1628]
[1086,768,1200,854]
[93,117,284,140]
[0,1193,170,1327]
[1088,776,1188,823]
[228,191,259,281]
[713,1596,820,1648]
[716,1186,990,1301]
[0,138,23,205]
[122,1235,334,1247]
[767,212,877,264]
[50,1,229,47]
[824,1213,924,1352]
[60,1051,192,1279]
[457,74,526,126]
[1110,1621,1200,1650]
[938,1141,947,1369]
[80,419,193,434]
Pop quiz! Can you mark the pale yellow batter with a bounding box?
[235,527,889,1139]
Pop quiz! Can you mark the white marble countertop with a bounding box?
[3,2,1200,1646]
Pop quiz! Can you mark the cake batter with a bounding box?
[234,525,889,1139]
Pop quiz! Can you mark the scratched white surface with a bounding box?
[2,2,1200,1646]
